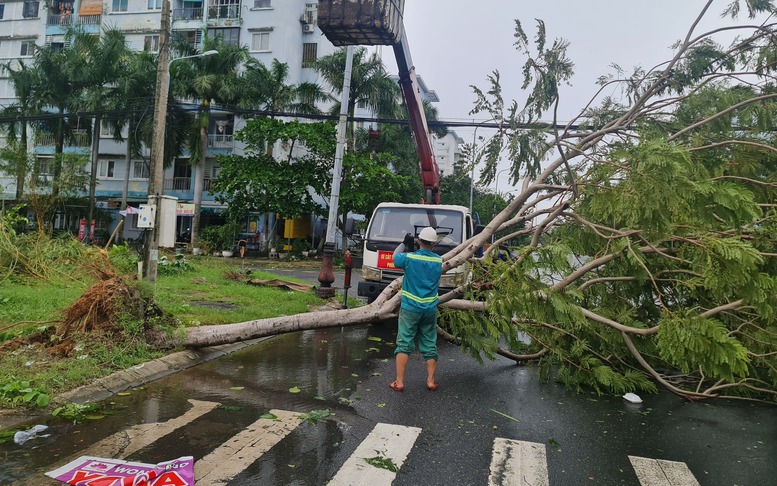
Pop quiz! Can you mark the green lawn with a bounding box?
[0,254,331,409]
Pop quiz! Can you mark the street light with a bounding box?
[143,14,219,283]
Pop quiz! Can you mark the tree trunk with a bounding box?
[14,125,28,201]
[190,124,208,248]
[153,283,403,348]
[52,109,65,199]
[85,115,101,243]
[121,130,132,211]
[262,211,269,250]
[119,130,133,243]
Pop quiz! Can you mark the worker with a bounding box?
[389,226,443,392]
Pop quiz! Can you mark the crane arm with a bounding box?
[316,1,441,204]
[393,27,440,204]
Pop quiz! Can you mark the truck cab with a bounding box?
[357,202,475,303]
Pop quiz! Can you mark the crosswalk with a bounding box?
[17,400,703,486]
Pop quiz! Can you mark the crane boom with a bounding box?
[318,0,441,204]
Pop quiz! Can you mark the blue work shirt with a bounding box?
[394,248,443,313]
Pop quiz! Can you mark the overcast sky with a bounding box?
[378,1,766,189]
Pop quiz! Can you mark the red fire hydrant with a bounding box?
[343,250,352,308]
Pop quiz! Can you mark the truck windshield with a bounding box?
[367,207,464,245]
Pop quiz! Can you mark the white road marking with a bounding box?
[195,409,304,485]
[13,399,219,486]
[488,438,549,486]
[328,422,422,485]
[629,455,701,486]
[82,399,220,458]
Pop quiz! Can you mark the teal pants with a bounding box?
[395,308,438,361]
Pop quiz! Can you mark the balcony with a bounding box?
[163,177,215,192]
[173,7,203,20]
[208,5,239,20]
[77,14,101,25]
[208,134,234,149]
[35,129,90,147]
[164,177,191,192]
[47,14,73,26]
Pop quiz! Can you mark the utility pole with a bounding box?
[317,45,354,299]
[143,0,171,283]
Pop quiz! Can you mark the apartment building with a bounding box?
[0,0,462,245]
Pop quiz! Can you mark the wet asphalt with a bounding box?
[2,260,775,485]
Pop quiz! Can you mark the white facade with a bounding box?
[0,0,460,240]
[434,130,464,177]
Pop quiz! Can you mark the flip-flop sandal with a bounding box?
[427,383,438,391]
[389,381,404,392]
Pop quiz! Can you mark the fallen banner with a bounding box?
[45,455,194,485]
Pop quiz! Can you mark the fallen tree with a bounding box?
[153,0,777,403]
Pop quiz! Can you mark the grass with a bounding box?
[0,251,336,411]
[0,275,89,332]
[153,256,324,326]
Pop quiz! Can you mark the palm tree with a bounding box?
[242,58,330,116]
[0,59,40,200]
[33,37,87,199]
[314,47,402,142]
[240,58,329,249]
[67,27,132,240]
[112,50,154,212]
[172,34,251,247]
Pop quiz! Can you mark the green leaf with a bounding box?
[300,409,331,425]
[288,386,301,394]
[36,393,50,408]
[364,456,398,473]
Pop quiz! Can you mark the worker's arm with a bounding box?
[393,233,415,258]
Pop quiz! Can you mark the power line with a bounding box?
[0,104,583,131]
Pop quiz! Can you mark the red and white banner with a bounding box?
[46,455,194,486]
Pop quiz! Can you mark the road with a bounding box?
[2,320,775,485]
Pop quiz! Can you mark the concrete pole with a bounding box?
[143,0,171,284]
[317,45,354,299]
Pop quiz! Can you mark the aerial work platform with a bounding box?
[317,0,405,46]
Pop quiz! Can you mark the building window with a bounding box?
[23,1,39,18]
[38,158,52,176]
[144,35,160,52]
[147,0,162,9]
[253,0,270,8]
[302,43,317,68]
[251,32,269,51]
[208,0,238,19]
[99,160,116,178]
[20,41,35,57]
[100,121,113,138]
[0,4,5,20]
[208,27,239,46]
[132,160,150,179]
[303,3,317,24]
[112,0,128,12]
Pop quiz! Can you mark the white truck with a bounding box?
[356,202,476,303]
[318,1,479,302]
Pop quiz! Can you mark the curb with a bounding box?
[0,337,270,432]
[0,271,344,432]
